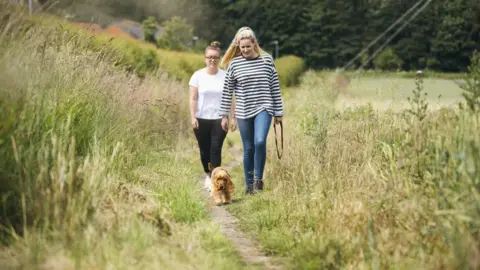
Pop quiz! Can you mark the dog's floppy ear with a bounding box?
[226,174,235,193]
[212,174,220,191]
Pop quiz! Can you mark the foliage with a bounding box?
[200,0,480,72]
[373,47,404,71]
[405,73,428,122]
[227,55,480,269]
[459,50,480,112]
[0,3,247,269]
[274,55,306,87]
[36,0,480,72]
[28,12,307,85]
[157,16,194,52]
[142,16,158,44]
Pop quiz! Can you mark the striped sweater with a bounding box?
[218,54,284,119]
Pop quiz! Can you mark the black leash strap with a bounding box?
[273,121,283,159]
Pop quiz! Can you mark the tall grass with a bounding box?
[228,60,480,269]
[0,3,247,269]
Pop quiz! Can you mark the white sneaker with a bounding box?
[204,175,212,192]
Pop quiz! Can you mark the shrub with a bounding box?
[373,47,404,71]
[142,16,158,44]
[156,16,194,52]
[459,50,480,112]
[275,55,306,87]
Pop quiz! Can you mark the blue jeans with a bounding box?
[237,111,272,187]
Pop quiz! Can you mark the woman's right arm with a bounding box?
[220,64,235,131]
[219,65,235,118]
[190,86,199,129]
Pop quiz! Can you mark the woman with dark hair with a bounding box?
[189,41,236,191]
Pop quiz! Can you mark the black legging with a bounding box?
[193,118,228,173]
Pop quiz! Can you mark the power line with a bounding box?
[341,0,426,71]
[356,0,433,72]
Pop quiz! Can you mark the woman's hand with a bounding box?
[192,118,199,129]
[274,116,283,125]
[230,118,237,132]
[221,117,229,132]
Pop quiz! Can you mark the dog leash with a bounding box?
[273,120,283,159]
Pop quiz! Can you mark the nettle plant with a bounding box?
[401,71,430,179]
[459,50,480,112]
[406,71,428,122]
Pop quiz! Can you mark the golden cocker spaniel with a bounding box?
[210,166,235,205]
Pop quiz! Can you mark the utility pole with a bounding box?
[271,40,279,59]
[192,36,198,47]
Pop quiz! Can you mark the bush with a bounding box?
[33,14,307,85]
[29,13,203,81]
[373,47,404,71]
[142,16,158,44]
[426,56,442,70]
[156,16,194,52]
[156,48,205,81]
[459,50,480,112]
[275,55,306,87]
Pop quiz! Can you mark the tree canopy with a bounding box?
[42,0,480,72]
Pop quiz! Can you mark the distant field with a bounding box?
[304,71,467,111]
[340,77,465,111]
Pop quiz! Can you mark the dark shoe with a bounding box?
[253,179,264,192]
[245,186,255,195]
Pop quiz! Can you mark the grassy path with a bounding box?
[199,142,282,270]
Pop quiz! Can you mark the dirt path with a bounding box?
[199,147,282,270]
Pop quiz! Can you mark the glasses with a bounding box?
[205,56,220,60]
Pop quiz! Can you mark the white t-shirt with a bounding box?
[189,68,226,120]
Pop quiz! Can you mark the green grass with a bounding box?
[0,4,248,269]
[299,70,467,112]
[3,2,479,270]
[346,77,463,101]
[225,66,480,269]
[315,69,469,80]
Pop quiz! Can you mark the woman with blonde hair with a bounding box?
[189,41,236,192]
[218,27,284,195]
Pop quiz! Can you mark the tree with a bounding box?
[431,0,479,71]
[142,16,157,44]
[373,47,404,70]
[156,16,194,51]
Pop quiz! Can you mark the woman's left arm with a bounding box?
[269,58,284,120]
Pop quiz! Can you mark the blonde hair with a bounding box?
[205,41,221,55]
[221,27,267,68]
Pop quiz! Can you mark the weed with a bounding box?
[0,2,247,269]
[459,50,480,112]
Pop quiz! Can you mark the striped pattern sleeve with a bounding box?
[269,59,283,116]
[218,62,235,117]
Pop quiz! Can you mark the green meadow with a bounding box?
[1,1,479,270]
